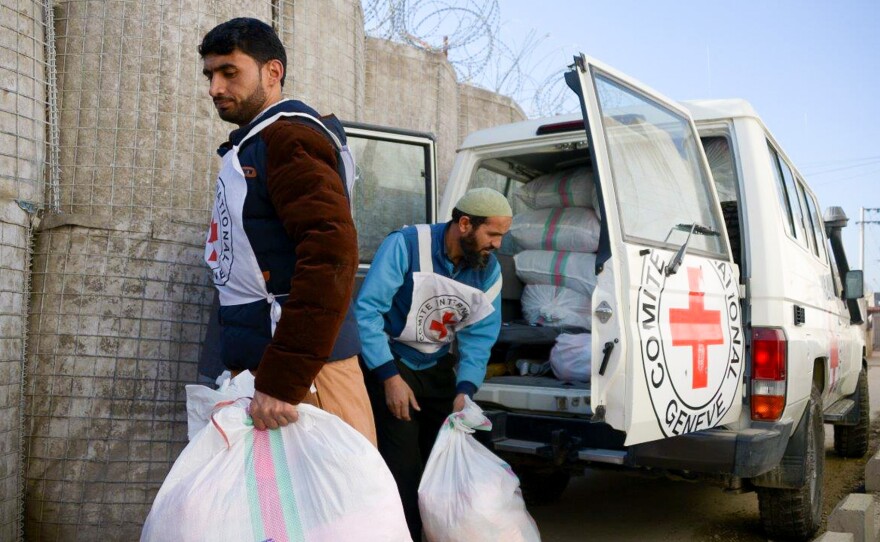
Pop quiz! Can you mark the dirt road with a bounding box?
[531,353,880,541]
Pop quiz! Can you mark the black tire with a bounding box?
[720,201,741,267]
[517,467,570,505]
[834,366,870,458]
[756,385,824,541]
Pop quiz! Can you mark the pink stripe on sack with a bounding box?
[254,430,289,542]
[552,252,565,287]
[543,209,564,250]
[557,172,570,206]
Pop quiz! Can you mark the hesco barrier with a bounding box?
[0,0,51,540]
[22,1,269,539]
[24,217,212,540]
[6,0,525,539]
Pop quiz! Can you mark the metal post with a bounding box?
[861,206,866,271]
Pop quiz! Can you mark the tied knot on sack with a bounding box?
[445,396,493,434]
[210,396,253,449]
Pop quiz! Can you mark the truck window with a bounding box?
[797,180,820,258]
[348,136,431,263]
[767,143,808,248]
[470,167,524,205]
[827,239,844,297]
[802,188,827,261]
[594,74,724,257]
[767,144,797,240]
[701,136,738,203]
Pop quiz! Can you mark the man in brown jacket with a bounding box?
[199,17,374,444]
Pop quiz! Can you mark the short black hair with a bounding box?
[198,18,287,87]
[451,207,488,229]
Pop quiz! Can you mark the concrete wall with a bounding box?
[458,82,527,145]
[0,0,47,539]
[363,37,460,191]
[277,0,365,122]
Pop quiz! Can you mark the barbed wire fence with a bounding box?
[362,0,580,118]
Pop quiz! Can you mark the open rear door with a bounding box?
[567,55,744,445]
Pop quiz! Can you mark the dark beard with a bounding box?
[215,83,268,126]
[460,231,489,270]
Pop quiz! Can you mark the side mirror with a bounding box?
[845,270,864,300]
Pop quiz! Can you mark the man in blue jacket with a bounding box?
[199,18,374,444]
[356,188,512,539]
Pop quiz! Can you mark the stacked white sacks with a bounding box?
[507,166,600,382]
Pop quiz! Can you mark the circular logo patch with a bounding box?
[637,252,743,437]
[206,177,234,285]
[414,295,472,343]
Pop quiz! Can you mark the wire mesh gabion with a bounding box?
[22,1,270,539]
[24,219,214,541]
[0,0,50,539]
[50,0,271,224]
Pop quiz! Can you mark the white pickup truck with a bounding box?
[437,54,868,541]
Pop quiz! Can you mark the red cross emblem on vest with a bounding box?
[669,267,724,389]
[207,220,219,262]
[430,311,458,340]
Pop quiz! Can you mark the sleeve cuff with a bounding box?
[371,360,400,382]
[455,380,478,398]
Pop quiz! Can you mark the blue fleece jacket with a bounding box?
[355,222,502,396]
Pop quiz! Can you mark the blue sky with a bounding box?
[490,0,880,291]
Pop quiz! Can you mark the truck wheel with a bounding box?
[756,385,823,541]
[517,468,570,505]
[834,366,870,458]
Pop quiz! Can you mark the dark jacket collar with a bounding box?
[217,99,323,156]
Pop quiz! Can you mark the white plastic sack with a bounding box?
[550,333,592,382]
[418,397,540,542]
[522,284,591,330]
[516,166,596,210]
[514,250,598,297]
[142,395,411,541]
[184,370,251,440]
[509,207,600,253]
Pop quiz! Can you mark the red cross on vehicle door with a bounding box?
[669,267,724,389]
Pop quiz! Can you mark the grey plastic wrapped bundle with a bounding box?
[550,333,591,382]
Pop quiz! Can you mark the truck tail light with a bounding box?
[536,120,585,135]
[751,328,787,421]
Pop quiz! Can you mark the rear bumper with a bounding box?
[628,422,793,477]
[480,410,793,478]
